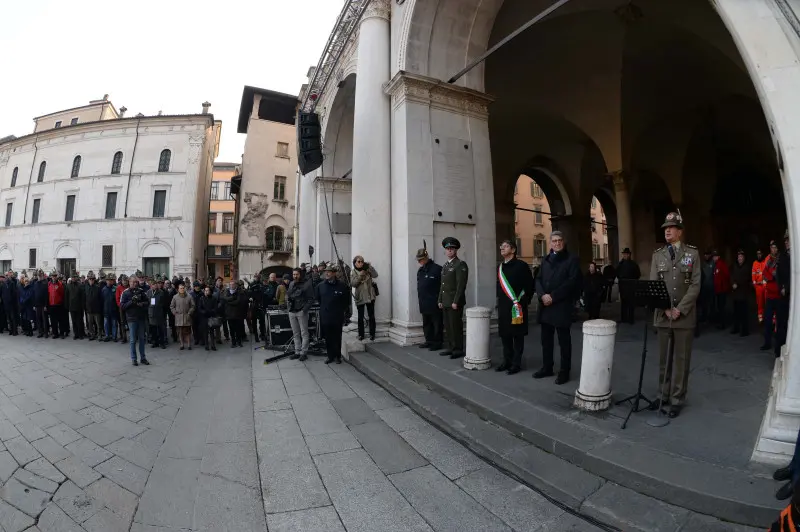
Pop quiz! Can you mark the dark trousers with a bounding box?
[732,300,749,335]
[698,290,713,323]
[88,313,103,338]
[118,308,128,341]
[192,316,203,344]
[151,322,167,346]
[70,310,85,338]
[168,312,177,341]
[206,322,217,349]
[605,281,614,303]
[4,306,18,335]
[765,298,780,347]
[421,311,443,346]
[21,313,33,335]
[443,307,464,353]
[49,306,67,337]
[252,309,266,340]
[541,323,572,372]
[222,318,230,339]
[585,296,601,320]
[620,296,634,323]
[36,307,49,336]
[228,319,245,345]
[714,293,727,327]
[357,302,376,338]
[777,297,790,355]
[501,334,524,368]
[322,322,343,361]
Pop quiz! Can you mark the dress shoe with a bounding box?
[336,357,342,364]
[428,344,442,351]
[418,342,431,349]
[648,398,669,411]
[532,368,554,379]
[506,367,521,376]
[140,358,150,365]
[132,360,139,366]
[439,350,452,357]
[449,351,465,360]
[325,359,334,365]
[555,371,570,385]
[289,354,300,360]
[776,480,794,501]
[298,355,308,361]
[495,363,510,372]
[730,329,739,335]
[774,465,792,481]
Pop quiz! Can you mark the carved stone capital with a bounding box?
[609,170,628,191]
[384,71,495,118]
[363,0,390,22]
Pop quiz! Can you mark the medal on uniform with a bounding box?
[682,255,693,284]
[498,265,524,325]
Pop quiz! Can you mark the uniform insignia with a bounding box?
[686,244,697,250]
[681,256,693,266]
[655,246,664,253]
[658,261,666,269]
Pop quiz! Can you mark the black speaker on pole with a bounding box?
[298,112,323,175]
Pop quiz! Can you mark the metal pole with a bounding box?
[447,0,573,84]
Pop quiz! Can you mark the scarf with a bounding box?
[498,262,524,325]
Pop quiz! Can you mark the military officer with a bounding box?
[649,211,701,418]
[438,237,469,359]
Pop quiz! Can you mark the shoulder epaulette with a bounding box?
[686,244,697,250]
[654,246,664,253]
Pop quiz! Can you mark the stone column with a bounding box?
[351,0,392,337]
[574,319,617,411]
[464,307,492,370]
[611,170,634,256]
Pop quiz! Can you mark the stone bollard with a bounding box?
[574,319,617,411]
[463,306,492,370]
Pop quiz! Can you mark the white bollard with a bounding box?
[574,319,617,411]
[463,306,492,370]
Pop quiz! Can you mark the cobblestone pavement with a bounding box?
[0,334,603,532]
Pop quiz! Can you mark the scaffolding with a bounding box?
[300,0,371,114]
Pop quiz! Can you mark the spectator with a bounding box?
[222,280,247,348]
[198,285,220,351]
[170,283,195,350]
[730,249,750,337]
[120,277,150,366]
[583,262,605,320]
[101,274,118,342]
[350,255,378,341]
[712,250,731,329]
[287,268,314,361]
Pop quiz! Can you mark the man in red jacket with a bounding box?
[47,271,68,339]
[712,250,730,329]
[763,240,783,353]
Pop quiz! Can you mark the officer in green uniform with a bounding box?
[438,237,469,359]
[649,211,701,418]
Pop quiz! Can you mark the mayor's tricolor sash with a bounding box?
[498,264,524,325]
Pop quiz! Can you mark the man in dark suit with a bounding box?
[315,265,350,364]
[496,240,535,375]
[416,246,443,351]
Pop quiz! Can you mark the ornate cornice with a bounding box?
[384,71,495,118]
[363,0,390,22]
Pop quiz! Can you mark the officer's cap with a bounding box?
[106,273,116,280]
[415,248,428,260]
[622,248,631,254]
[442,237,461,250]
[660,212,683,229]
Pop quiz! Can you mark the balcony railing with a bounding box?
[266,236,294,254]
[208,246,233,259]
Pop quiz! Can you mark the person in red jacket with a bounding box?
[47,271,68,339]
[763,240,783,353]
[712,250,730,329]
[753,249,767,323]
[115,274,129,343]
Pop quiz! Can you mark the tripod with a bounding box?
[615,279,669,429]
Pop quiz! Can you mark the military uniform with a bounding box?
[650,212,701,413]
[438,237,469,358]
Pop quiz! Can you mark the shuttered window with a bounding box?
[153,190,166,218]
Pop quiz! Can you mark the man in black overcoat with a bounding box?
[496,240,535,375]
[534,231,581,385]
[416,246,443,350]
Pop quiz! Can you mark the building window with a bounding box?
[10,167,18,188]
[54,121,62,128]
[111,151,123,175]
[534,234,547,258]
[208,213,217,233]
[31,199,40,224]
[105,192,117,219]
[592,242,600,259]
[71,155,81,178]
[158,149,171,172]
[152,190,167,218]
[223,264,231,278]
[274,176,286,201]
[29,249,36,269]
[210,182,219,200]
[70,117,79,126]
[222,214,233,233]
[604,244,609,258]
[102,245,113,268]
[65,195,76,222]
[266,226,284,251]
[223,182,231,199]
[37,161,46,182]
[530,182,543,199]
[276,142,289,158]
[533,206,543,225]
[222,245,233,257]
[4,203,12,227]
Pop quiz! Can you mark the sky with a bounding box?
[0,0,344,163]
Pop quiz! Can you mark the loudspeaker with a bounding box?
[298,112,323,175]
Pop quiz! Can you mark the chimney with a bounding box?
[202,101,211,114]
[119,106,127,118]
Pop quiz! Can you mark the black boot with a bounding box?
[777,481,794,501]
[533,368,554,379]
[774,465,792,481]
[555,371,570,385]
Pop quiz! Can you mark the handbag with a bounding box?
[208,317,221,328]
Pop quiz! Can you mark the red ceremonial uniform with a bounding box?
[752,259,766,322]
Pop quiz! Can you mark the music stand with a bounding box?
[615,279,670,429]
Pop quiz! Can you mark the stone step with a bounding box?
[353,344,780,529]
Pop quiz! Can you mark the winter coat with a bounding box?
[351,265,378,306]
[535,249,581,328]
[120,287,149,322]
[765,255,782,300]
[169,292,195,327]
[48,280,65,307]
[315,279,350,326]
[221,288,248,320]
[286,278,314,313]
[197,295,220,318]
[276,283,288,306]
[101,284,117,316]
[84,282,103,314]
[713,259,731,294]
[496,258,535,337]
[19,284,35,322]
[1,280,19,311]
[778,250,791,298]
[583,271,606,304]
[33,279,48,307]
[730,261,751,302]
[616,259,640,281]
[417,260,442,315]
[146,288,167,324]
[65,282,85,312]
[264,282,279,306]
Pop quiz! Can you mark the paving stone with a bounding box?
[36,502,84,532]
[306,431,362,456]
[193,474,266,531]
[679,513,763,532]
[134,457,200,528]
[82,507,130,532]
[78,423,124,446]
[44,423,82,446]
[106,438,157,470]
[151,404,178,421]
[101,415,147,439]
[290,393,348,437]
[399,425,485,480]
[127,391,164,408]
[132,428,166,451]
[55,456,102,488]
[0,419,22,441]
[314,448,431,532]
[260,453,331,514]
[376,405,430,433]
[350,421,428,475]
[207,402,254,444]
[54,410,93,430]
[12,468,59,494]
[580,482,689,532]
[85,478,139,525]
[541,512,606,531]
[27,411,60,430]
[331,397,381,427]
[155,394,183,408]
[5,437,42,466]
[86,394,121,409]
[0,451,19,482]
[108,381,138,393]
[65,438,113,467]
[9,395,44,416]
[53,480,102,523]
[266,505,346,532]
[200,441,259,489]
[0,498,35,532]
[30,436,71,463]
[13,420,47,442]
[254,410,309,462]
[281,367,322,396]
[109,403,149,423]
[76,406,115,424]
[138,414,172,434]
[253,379,291,412]
[94,455,149,495]
[0,477,50,518]
[25,458,66,483]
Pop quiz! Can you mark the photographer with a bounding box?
[120,277,150,366]
[287,268,314,361]
[350,255,378,341]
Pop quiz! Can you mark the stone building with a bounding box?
[0,97,220,279]
[295,0,800,464]
[234,86,298,279]
[207,162,237,281]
